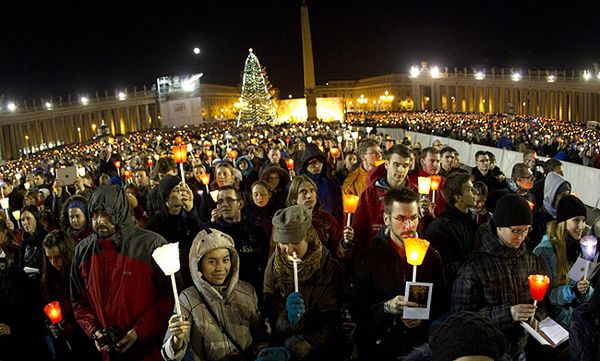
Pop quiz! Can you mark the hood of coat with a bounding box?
[542,172,570,217]
[189,228,240,300]
[300,143,328,174]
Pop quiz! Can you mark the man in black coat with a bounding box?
[425,172,478,286]
[352,187,446,361]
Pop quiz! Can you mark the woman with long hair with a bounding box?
[286,175,353,259]
[20,204,48,276]
[533,195,593,329]
[41,230,98,360]
[244,180,284,239]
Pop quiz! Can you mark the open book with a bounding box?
[568,257,599,281]
[521,317,569,348]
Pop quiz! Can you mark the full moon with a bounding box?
[193,47,200,55]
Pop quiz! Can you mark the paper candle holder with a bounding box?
[404,238,430,266]
[0,198,8,210]
[330,147,341,159]
[172,145,188,163]
[528,274,550,302]
[11,210,21,221]
[286,159,295,171]
[580,235,598,261]
[200,174,211,186]
[429,176,442,191]
[342,194,359,214]
[44,301,63,324]
[417,177,431,195]
[152,242,181,276]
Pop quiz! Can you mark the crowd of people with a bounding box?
[348,111,600,167]
[0,113,599,361]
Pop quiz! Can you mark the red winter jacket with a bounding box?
[70,186,173,361]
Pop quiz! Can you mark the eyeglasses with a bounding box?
[365,151,383,157]
[216,197,239,205]
[387,213,420,224]
[509,226,532,236]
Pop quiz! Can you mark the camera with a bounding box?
[93,326,124,349]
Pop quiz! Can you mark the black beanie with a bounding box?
[430,311,506,361]
[556,195,587,224]
[493,194,532,227]
[158,175,181,202]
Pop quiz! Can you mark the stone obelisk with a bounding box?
[300,0,318,121]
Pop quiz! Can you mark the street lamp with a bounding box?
[24,135,29,154]
[77,127,82,143]
[91,123,97,135]
[379,90,394,111]
[357,94,368,115]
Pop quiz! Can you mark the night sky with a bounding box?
[2,0,600,102]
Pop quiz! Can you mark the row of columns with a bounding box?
[0,103,159,160]
[415,83,600,123]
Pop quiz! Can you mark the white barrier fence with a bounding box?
[369,127,600,209]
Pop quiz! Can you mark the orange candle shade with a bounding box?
[330,147,341,159]
[404,238,430,266]
[342,194,360,214]
[205,149,213,158]
[199,173,211,186]
[286,159,295,171]
[418,176,431,195]
[172,145,188,163]
[114,160,121,169]
[175,136,183,144]
[44,301,63,324]
[430,175,442,191]
[228,149,238,160]
[123,169,132,178]
[528,274,550,301]
[147,159,153,167]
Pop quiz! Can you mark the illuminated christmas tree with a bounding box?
[237,48,278,125]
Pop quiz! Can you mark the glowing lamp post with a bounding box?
[114,160,121,177]
[580,235,598,280]
[404,238,430,282]
[429,175,441,204]
[342,194,360,227]
[44,301,71,350]
[152,243,182,315]
[172,145,188,186]
[200,173,211,193]
[418,176,431,196]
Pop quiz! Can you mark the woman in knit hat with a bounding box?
[533,194,593,329]
[59,195,92,244]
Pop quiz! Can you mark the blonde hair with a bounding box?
[546,220,569,285]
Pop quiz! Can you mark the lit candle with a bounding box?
[114,160,121,177]
[580,235,598,280]
[12,210,20,229]
[227,149,238,160]
[404,237,430,282]
[172,145,188,186]
[342,194,360,227]
[0,198,9,219]
[152,243,182,315]
[417,177,431,195]
[175,136,183,145]
[292,252,299,292]
[429,175,441,203]
[330,147,341,159]
[148,158,154,172]
[44,301,63,324]
[286,159,294,171]
[205,149,213,160]
[528,274,550,307]
[200,173,211,193]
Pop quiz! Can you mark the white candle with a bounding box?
[180,163,186,186]
[292,252,299,292]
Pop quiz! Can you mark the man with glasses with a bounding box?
[342,138,382,197]
[452,194,546,361]
[487,163,536,215]
[471,151,507,193]
[352,187,445,360]
[208,185,269,301]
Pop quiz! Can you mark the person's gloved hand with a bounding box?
[256,346,291,361]
[286,292,305,326]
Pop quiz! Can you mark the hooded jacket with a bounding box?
[161,229,268,361]
[260,165,291,207]
[300,144,343,222]
[70,186,173,361]
[236,155,259,194]
[530,172,571,248]
[452,220,546,360]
